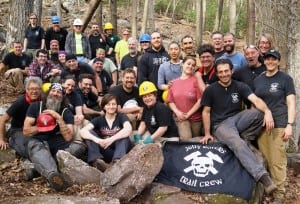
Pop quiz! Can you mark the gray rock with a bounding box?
[56,150,102,185]
[0,148,16,163]
[100,144,164,203]
[287,153,300,174]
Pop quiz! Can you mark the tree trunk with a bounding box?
[228,0,236,34]
[131,0,138,38]
[34,0,43,26]
[148,0,155,33]
[195,0,202,47]
[110,0,118,35]
[202,0,206,31]
[95,2,103,32]
[82,0,102,32]
[141,0,149,34]
[6,0,34,50]
[164,0,172,17]
[213,0,224,31]
[246,0,255,44]
[56,0,62,18]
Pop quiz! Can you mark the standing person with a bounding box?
[27,49,61,83]
[115,28,131,68]
[134,81,178,144]
[138,31,169,85]
[180,35,201,67]
[0,41,31,93]
[0,77,42,156]
[167,57,202,141]
[139,33,151,54]
[109,68,143,130]
[157,41,182,91]
[218,33,247,70]
[88,24,108,59]
[120,37,141,75]
[211,31,225,60]
[48,40,60,64]
[254,50,296,203]
[44,16,68,51]
[195,44,218,86]
[103,22,120,64]
[23,13,45,59]
[80,94,132,172]
[23,83,74,191]
[257,33,274,57]
[200,58,277,195]
[65,18,91,63]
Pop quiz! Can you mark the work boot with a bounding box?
[259,174,277,195]
[23,159,40,181]
[47,172,67,191]
[92,158,108,172]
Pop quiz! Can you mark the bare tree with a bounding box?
[34,0,43,25]
[171,0,180,23]
[228,0,236,34]
[95,2,103,31]
[82,0,102,32]
[6,0,34,50]
[141,0,149,34]
[131,0,138,38]
[195,0,203,46]
[213,0,224,31]
[246,0,255,44]
[148,0,155,33]
[109,0,118,35]
[56,0,62,18]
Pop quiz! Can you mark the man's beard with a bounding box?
[46,96,63,112]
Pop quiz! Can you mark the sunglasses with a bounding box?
[243,44,258,51]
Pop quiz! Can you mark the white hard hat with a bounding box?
[123,99,138,108]
[73,18,83,26]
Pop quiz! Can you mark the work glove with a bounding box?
[133,134,142,144]
[143,135,154,144]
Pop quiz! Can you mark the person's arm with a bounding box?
[23,38,28,51]
[0,113,10,150]
[168,102,186,121]
[186,98,201,119]
[157,65,167,90]
[41,39,45,49]
[150,126,168,140]
[82,104,104,116]
[248,93,274,130]
[74,106,84,125]
[200,106,214,144]
[137,121,147,135]
[80,122,100,143]
[284,94,296,141]
[111,70,118,86]
[23,116,39,137]
[194,71,206,93]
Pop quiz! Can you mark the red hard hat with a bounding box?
[37,113,56,132]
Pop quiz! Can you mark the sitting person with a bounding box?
[80,94,132,172]
[134,81,178,144]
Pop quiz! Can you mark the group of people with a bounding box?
[0,14,295,203]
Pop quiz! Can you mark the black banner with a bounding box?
[156,142,255,200]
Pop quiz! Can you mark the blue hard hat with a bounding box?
[139,33,151,42]
[51,16,60,23]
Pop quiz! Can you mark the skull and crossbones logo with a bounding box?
[184,151,223,177]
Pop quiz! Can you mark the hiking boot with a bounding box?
[259,174,277,195]
[92,158,108,172]
[47,172,67,191]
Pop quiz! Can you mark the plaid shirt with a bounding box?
[65,31,91,59]
[28,59,58,82]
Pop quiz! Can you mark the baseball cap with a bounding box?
[264,50,281,60]
[73,18,83,26]
[65,53,77,61]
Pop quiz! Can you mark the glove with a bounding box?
[133,134,142,144]
[143,135,154,144]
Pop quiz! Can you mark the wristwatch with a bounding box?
[287,122,295,126]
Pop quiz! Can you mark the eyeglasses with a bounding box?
[30,17,37,20]
[243,44,258,51]
[27,87,40,92]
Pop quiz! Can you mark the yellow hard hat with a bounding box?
[104,22,113,30]
[162,90,168,103]
[139,81,157,96]
[42,82,51,93]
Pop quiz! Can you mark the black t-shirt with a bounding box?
[89,34,107,59]
[75,88,98,108]
[201,80,252,126]
[61,62,95,83]
[120,52,141,70]
[142,102,178,138]
[254,71,296,128]
[109,85,142,107]
[44,27,68,50]
[97,70,113,94]
[24,26,45,49]
[91,113,129,138]
[26,101,74,135]
[2,52,31,69]
[6,95,30,128]
[66,91,83,114]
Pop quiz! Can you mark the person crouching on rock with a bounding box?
[80,94,132,172]
[23,83,74,191]
[133,81,179,144]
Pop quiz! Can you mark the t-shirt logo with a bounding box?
[269,83,279,93]
[231,93,239,103]
[150,115,156,125]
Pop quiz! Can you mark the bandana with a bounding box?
[50,83,64,93]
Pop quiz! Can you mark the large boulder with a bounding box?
[56,150,101,185]
[100,144,164,203]
[287,153,300,174]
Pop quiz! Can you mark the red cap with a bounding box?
[37,113,56,132]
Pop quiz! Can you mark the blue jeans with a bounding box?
[213,109,267,181]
